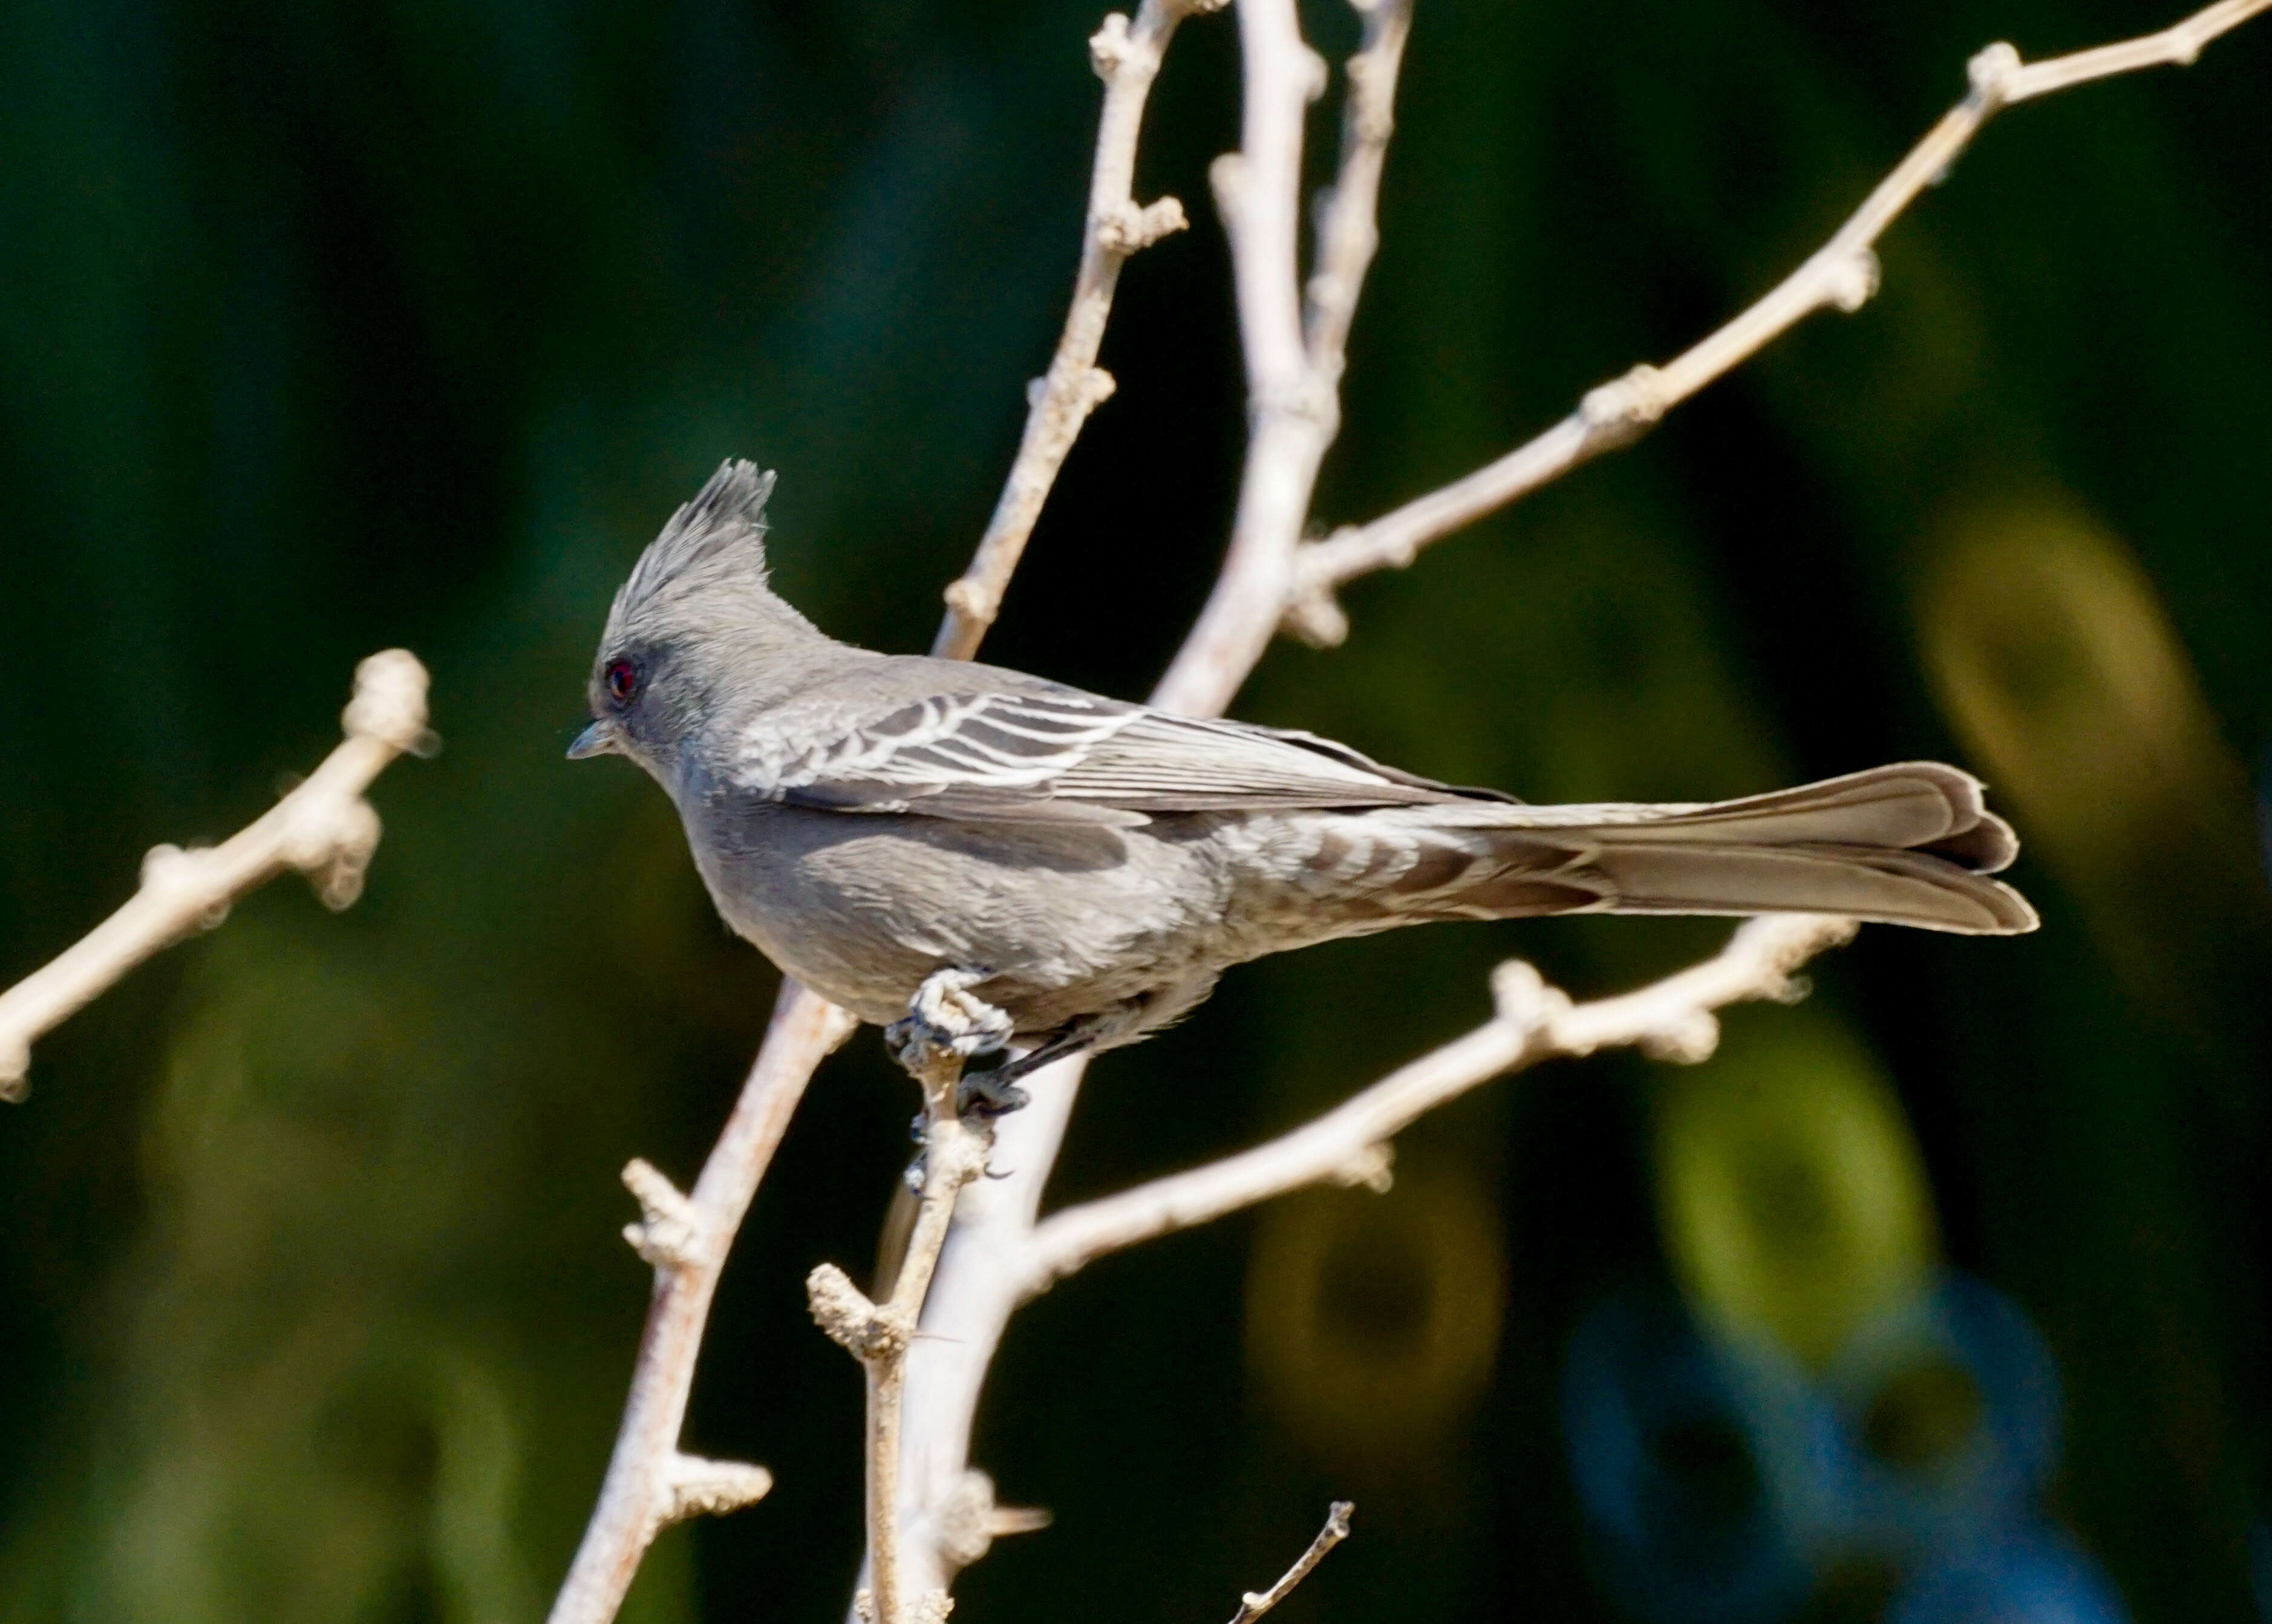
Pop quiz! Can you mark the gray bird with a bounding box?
[571,461,2035,1109]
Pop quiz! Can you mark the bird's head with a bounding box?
[571,459,824,781]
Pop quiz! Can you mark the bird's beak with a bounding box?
[567,719,618,760]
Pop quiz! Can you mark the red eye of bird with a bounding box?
[604,659,639,706]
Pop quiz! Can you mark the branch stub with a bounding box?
[622,1157,703,1270]
[1967,41,2023,108]
[662,1453,775,1525]
[342,648,434,754]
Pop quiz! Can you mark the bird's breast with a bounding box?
[676,797,1235,1030]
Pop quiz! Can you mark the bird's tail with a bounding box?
[1440,762,2036,934]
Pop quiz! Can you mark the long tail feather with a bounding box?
[1462,763,2037,935]
[1576,841,2035,933]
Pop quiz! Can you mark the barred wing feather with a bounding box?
[734,690,1483,821]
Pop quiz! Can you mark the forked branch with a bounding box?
[546,7,1224,1620]
[1281,0,2272,646]
[934,0,1231,660]
[553,1,2271,1620]
[0,648,432,1103]
[808,1044,992,1624]
[889,0,1417,1599]
[1016,915,1853,1299]
[1154,0,1410,714]
[546,983,856,1624]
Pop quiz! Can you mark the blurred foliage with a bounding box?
[1654,1011,1937,1369]
[1,0,2268,1621]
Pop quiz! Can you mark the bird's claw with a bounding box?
[955,1068,1031,1120]
[886,967,1016,1080]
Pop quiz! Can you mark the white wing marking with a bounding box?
[741,692,1143,803]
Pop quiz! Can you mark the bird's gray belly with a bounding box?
[682,800,1236,1031]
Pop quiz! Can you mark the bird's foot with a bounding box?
[949,1016,1111,1121]
[886,967,1015,1081]
[954,1068,1031,1121]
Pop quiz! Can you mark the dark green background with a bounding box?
[2,0,2268,1619]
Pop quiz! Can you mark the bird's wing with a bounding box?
[734,686,1500,823]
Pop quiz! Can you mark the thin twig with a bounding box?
[1018,915,1851,1298]
[890,0,1417,1597]
[887,1058,1088,1602]
[933,0,1229,661]
[1303,0,1411,392]
[547,982,856,1624]
[1154,0,1386,715]
[1229,1502,1355,1624]
[0,648,432,1103]
[1280,0,2272,647]
[809,1052,990,1624]
[550,7,1223,1614]
[562,1,2270,1617]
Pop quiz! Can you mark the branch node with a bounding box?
[342,647,435,755]
[1299,44,1330,102]
[1333,1141,1395,1194]
[808,1261,908,1359]
[1578,362,1671,444]
[932,1470,1053,1572]
[1755,914,1861,983]
[1823,247,1882,315]
[1490,958,1573,1036]
[1088,13,1141,80]
[1771,971,1815,1008]
[1967,40,2023,108]
[943,577,993,623]
[1639,1009,1722,1065]
[1077,365,1118,410]
[139,844,231,930]
[296,797,384,910]
[1096,196,1189,255]
[1279,563,1351,648]
[661,1453,774,1525]
[621,1157,703,1270]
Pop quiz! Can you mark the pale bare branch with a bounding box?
[933,0,1229,661]
[810,1043,992,1624]
[1282,0,2272,647]
[1229,1502,1355,1624]
[561,0,2267,1617]
[891,1057,1088,1600]
[549,5,1230,1613]
[1304,0,1412,391]
[1016,915,1852,1299]
[891,0,1419,1596]
[1151,0,1339,716]
[0,648,431,1104]
[664,1456,777,1525]
[545,982,855,1624]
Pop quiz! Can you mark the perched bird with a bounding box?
[572,461,2035,1109]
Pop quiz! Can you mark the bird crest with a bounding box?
[608,459,779,631]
